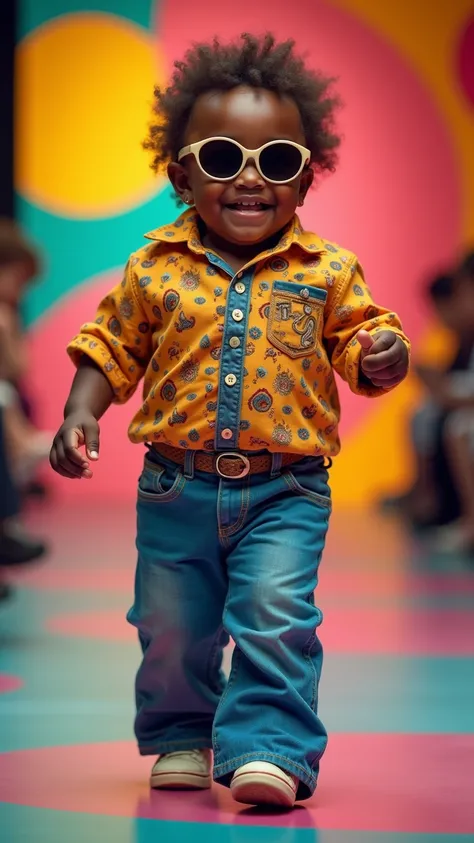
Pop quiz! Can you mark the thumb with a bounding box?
[357,329,375,354]
[83,419,100,460]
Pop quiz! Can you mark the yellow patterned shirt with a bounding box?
[67,209,409,456]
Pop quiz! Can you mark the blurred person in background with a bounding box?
[0,218,51,491]
[382,254,474,548]
[431,252,474,553]
[0,218,48,590]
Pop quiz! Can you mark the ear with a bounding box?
[298,167,314,206]
[167,162,194,205]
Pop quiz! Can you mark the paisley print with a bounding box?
[68,208,408,455]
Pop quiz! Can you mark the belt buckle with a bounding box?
[215,452,251,479]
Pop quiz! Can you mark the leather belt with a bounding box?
[151,442,303,479]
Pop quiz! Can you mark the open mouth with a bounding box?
[225,201,274,212]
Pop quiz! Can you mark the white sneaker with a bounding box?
[150,748,212,790]
[231,761,298,807]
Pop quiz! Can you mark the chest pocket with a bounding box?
[267,280,328,359]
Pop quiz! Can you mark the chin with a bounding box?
[221,224,280,246]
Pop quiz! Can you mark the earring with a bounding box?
[183,191,192,205]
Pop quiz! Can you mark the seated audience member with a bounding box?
[0,219,48,575]
[432,252,474,552]
[382,272,467,528]
[0,405,46,568]
[0,219,51,490]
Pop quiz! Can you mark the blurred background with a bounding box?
[1,2,474,841]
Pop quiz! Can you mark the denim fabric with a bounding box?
[127,451,331,800]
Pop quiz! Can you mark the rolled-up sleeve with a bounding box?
[67,256,153,403]
[324,257,410,397]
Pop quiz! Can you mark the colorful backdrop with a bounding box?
[15,0,474,503]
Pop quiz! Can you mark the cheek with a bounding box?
[192,181,224,210]
[186,162,221,203]
[274,184,300,209]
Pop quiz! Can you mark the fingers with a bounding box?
[368,373,405,389]
[356,329,374,352]
[83,419,100,460]
[50,428,93,480]
[361,334,407,375]
[51,440,92,479]
[361,348,402,374]
[359,331,408,387]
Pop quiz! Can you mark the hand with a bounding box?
[49,411,100,479]
[357,329,409,388]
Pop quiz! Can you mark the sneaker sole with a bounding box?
[150,771,211,790]
[230,771,296,808]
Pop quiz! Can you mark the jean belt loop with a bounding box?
[183,448,196,480]
[270,452,283,478]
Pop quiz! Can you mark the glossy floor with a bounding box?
[0,501,473,843]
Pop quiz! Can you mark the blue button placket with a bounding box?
[205,252,254,451]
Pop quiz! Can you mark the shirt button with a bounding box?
[225,373,237,386]
[232,309,244,322]
[235,281,246,294]
[229,336,241,348]
[221,428,233,440]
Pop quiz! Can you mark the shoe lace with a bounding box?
[162,749,207,761]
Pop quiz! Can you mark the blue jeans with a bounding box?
[127,450,331,800]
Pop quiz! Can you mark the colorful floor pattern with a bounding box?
[0,501,473,842]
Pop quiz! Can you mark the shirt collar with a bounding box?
[144,209,326,260]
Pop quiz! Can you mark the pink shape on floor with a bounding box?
[16,568,133,593]
[0,674,23,695]
[16,563,474,597]
[0,735,472,833]
[45,606,474,654]
[457,16,474,106]
[46,610,135,642]
[323,607,474,654]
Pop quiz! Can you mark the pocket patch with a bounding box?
[267,281,327,359]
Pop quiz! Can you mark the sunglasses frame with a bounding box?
[177,137,311,184]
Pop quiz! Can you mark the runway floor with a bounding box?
[0,499,473,843]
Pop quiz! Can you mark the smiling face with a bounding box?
[168,86,313,260]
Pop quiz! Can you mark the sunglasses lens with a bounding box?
[259,142,303,182]
[198,140,243,179]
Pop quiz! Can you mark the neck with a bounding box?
[199,222,283,274]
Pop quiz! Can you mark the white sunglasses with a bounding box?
[177,137,311,184]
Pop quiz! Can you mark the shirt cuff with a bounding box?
[67,334,136,404]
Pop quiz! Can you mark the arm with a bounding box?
[323,257,410,395]
[50,255,154,480]
[64,357,115,421]
[67,255,154,404]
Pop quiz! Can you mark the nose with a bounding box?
[234,157,265,188]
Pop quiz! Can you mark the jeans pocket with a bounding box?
[137,458,187,503]
[283,461,332,510]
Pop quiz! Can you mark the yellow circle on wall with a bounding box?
[15,12,164,218]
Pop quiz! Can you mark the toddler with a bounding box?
[50,34,409,808]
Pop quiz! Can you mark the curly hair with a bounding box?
[143,33,341,177]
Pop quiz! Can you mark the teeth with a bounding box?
[234,202,263,208]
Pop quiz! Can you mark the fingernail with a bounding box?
[90,451,99,459]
